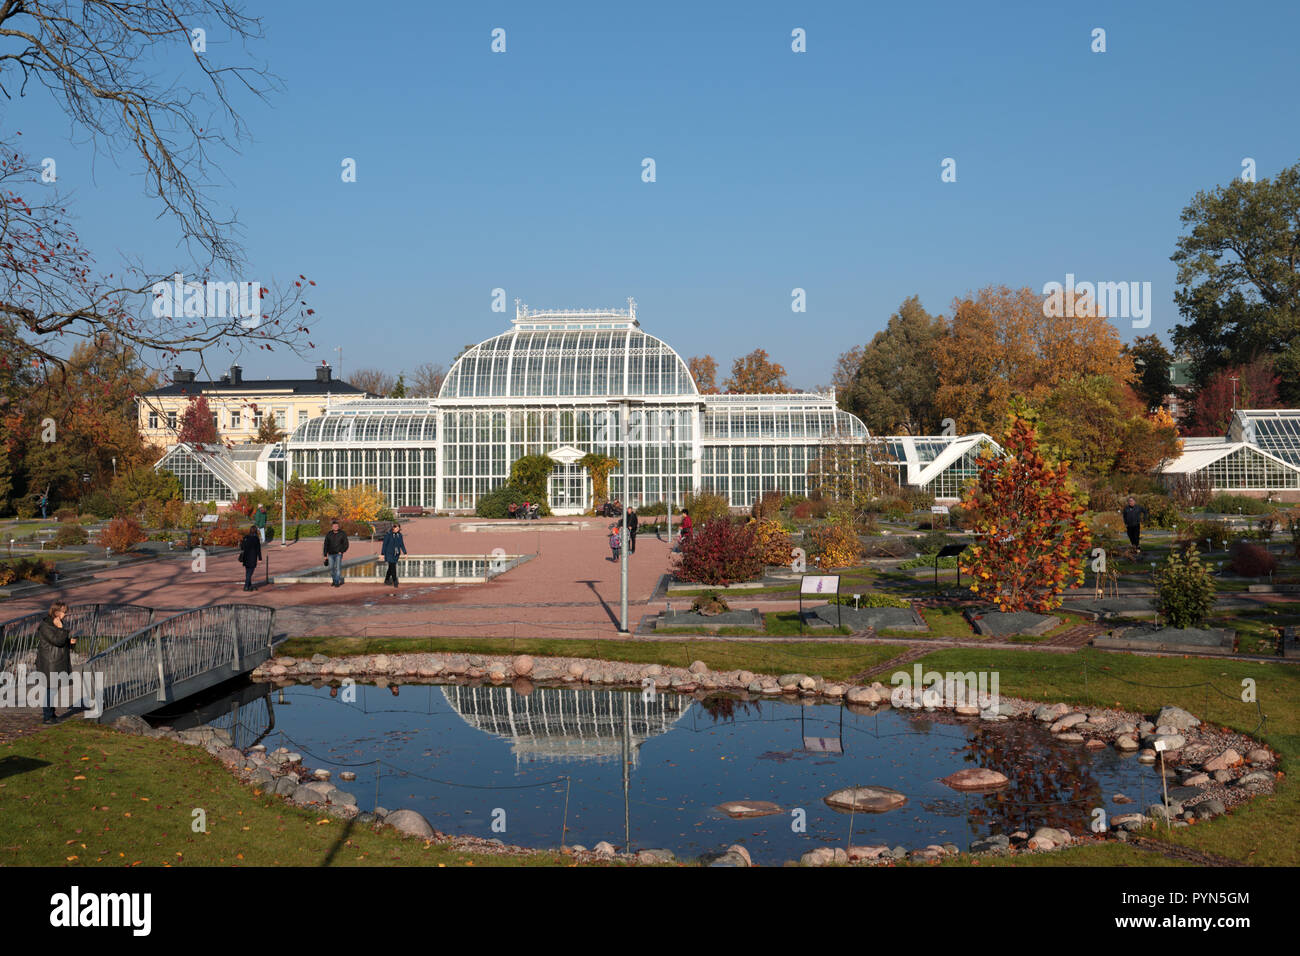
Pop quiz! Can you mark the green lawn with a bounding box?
[277,635,906,681]
[0,722,578,867]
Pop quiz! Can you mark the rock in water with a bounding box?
[717,800,782,818]
[824,785,907,813]
[940,768,1009,791]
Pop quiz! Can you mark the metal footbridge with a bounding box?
[0,603,283,723]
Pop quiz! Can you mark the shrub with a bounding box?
[917,531,955,555]
[681,489,731,526]
[805,523,862,570]
[790,499,828,521]
[864,495,911,520]
[638,500,668,516]
[748,517,794,567]
[899,553,960,570]
[1138,494,1181,530]
[690,591,731,615]
[332,484,388,523]
[14,499,36,519]
[475,483,551,519]
[81,490,119,519]
[1154,545,1216,628]
[314,518,374,539]
[1178,518,1234,550]
[751,490,783,520]
[112,465,181,511]
[1228,540,1278,577]
[1089,512,1127,541]
[0,557,53,584]
[829,592,911,608]
[54,507,79,522]
[675,519,763,585]
[1253,512,1282,543]
[1207,493,1271,515]
[54,524,89,546]
[203,524,245,548]
[101,516,147,553]
[1083,480,1121,514]
[960,414,1090,613]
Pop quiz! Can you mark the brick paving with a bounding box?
[0,517,674,640]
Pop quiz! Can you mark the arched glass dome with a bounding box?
[439,307,698,399]
[289,407,439,444]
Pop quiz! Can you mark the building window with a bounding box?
[275,409,287,429]
[231,409,241,429]
[148,412,158,429]
[167,411,177,430]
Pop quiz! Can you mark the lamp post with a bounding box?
[609,398,645,635]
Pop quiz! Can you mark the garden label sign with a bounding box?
[799,574,841,632]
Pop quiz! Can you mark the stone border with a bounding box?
[107,653,1278,868]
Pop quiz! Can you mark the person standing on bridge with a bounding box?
[35,600,73,724]
[323,518,349,587]
[381,521,407,588]
[239,525,262,591]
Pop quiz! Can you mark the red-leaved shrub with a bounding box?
[1229,540,1277,577]
[102,516,147,553]
[675,519,763,585]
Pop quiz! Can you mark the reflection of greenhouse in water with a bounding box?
[441,685,691,766]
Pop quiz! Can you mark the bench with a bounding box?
[396,506,426,518]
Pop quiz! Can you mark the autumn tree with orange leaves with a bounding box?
[959,413,1091,613]
[723,349,792,393]
[935,285,1134,434]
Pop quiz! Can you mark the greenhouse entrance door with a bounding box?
[546,447,589,515]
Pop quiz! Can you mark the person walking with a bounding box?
[607,522,623,562]
[323,518,350,586]
[625,506,639,555]
[35,600,73,724]
[239,525,262,591]
[253,503,268,544]
[678,508,692,550]
[1121,496,1147,553]
[381,521,408,587]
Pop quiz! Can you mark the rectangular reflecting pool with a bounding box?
[273,553,530,584]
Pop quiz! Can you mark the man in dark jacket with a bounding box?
[323,519,349,586]
[625,506,639,554]
[239,525,262,591]
[1121,496,1146,552]
[35,600,73,724]
[381,522,408,587]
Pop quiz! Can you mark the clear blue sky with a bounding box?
[7,0,1300,388]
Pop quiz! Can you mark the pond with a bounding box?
[184,679,1169,864]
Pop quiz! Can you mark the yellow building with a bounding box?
[137,363,367,447]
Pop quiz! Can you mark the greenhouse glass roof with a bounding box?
[438,306,697,399]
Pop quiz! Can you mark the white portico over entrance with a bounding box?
[547,445,590,514]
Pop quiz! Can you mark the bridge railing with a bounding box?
[84,604,276,715]
[0,604,155,675]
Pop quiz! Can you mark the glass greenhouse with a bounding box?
[159,302,1004,510]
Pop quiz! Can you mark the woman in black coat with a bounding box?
[35,600,73,724]
[239,525,262,591]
